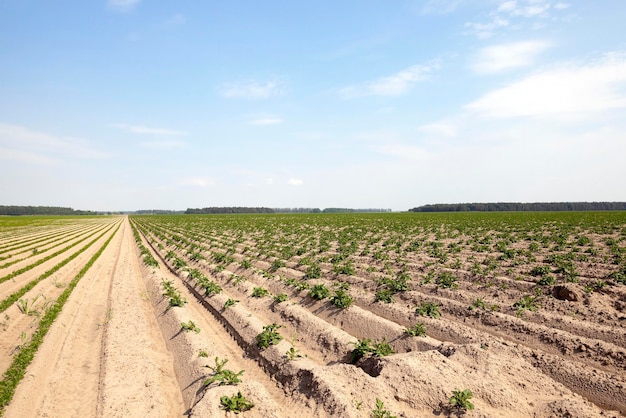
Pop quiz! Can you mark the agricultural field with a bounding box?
[0,212,625,417]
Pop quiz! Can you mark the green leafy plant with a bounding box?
[513,295,540,317]
[404,323,426,337]
[350,338,373,363]
[203,356,244,386]
[223,298,238,310]
[449,389,475,411]
[415,301,441,318]
[220,391,254,413]
[374,289,394,304]
[203,281,222,296]
[350,338,394,363]
[371,398,397,418]
[371,338,395,357]
[330,288,353,309]
[285,333,303,361]
[251,287,269,298]
[468,298,486,311]
[436,271,458,289]
[304,263,322,279]
[181,320,200,333]
[273,293,289,303]
[198,350,209,358]
[309,284,330,300]
[256,323,284,349]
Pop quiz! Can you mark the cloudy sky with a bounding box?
[1,1,625,211]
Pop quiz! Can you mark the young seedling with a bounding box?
[309,284,330,300]
[223,298,238,310]
[203,356,244,387]
[273,293,289,303]
[350,338,373,363]
[404,323,427,337]
[371,338,395,357]
[330,288,353,309]
[256,323,284,349]
[513,295,540,317]
[251,287,269,298]
[415,302,441,318]
[371,398,397,418]
[285,333,303,361]
[198,350,209,358]
[469,298,487,311]
[449,389,475,411]
[181,320,200,333]
[220,391,254,413]
[374,289,394,304]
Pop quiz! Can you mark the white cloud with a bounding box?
[466,53,626,118]
[418,123,457,137]
[287,178,304,186]
[218,80,285,100]
[465,0,569,38]
[340,64,436,97]
[0,123,110,164]
[111,124,187,136]
[464,17,509,39]
[249,118,284,125]
[180,177,216,187]
[107,0,140,12]
[472,40,551,74]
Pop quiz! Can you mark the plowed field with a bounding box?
[1,212,625,417]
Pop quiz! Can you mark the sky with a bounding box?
[1,1,625,211]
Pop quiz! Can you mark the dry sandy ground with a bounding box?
[4,218,184,417]
[1,215,624,417]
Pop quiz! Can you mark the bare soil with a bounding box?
[0,215,624,417]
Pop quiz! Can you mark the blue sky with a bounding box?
[1,1,625,211]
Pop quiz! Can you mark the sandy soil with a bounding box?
[1,214,624,417]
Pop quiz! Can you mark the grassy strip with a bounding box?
[0,223,118,314]
[128,220,159,268]
[0,222,120,416]
[0,223,111,285]
[0,224,102,269]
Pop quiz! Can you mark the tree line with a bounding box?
[0,206,98,216]
[409,202,626,212]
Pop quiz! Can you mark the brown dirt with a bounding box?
[1,215,624,417]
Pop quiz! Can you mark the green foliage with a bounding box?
[256,323,284,349]
[404,323,426,337]
[162,280,187,307]
[204,357,244,387]
[374,288,394,303]
[220,391,254,413]
[251,287,269,298]
[514,295,540,317]
[350,338,394,363]
[449,389,475,411]
[286,334,303,361]
[269,259,286,272]
[202,281,222,296]
[330,288,353,309]
[223,298,238,310]
[309,284,330,300]
[371,398,397,418]
[436,271,458,289]
[273,293,289,303]
[181,320,200,333]
[468,298,487,311]
[304,263,322,279]
[415,301,441,318]
[536,275,556,286]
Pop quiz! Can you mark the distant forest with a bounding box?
[0,206,98,216]
[409,202,626,212]
[185,207,392,214]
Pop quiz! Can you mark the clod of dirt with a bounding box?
[553,285,580,302]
